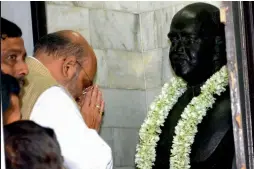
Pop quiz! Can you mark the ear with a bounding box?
[62,56,77,80]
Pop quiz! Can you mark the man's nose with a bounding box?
[17,61,29,77]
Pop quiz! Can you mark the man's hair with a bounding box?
[4,120,63,169]
[33,32,84,60]
[1,17,22,40]
[1,72,20,113]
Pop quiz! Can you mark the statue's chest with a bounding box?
[157,88,195,152]
[153,88,232,169]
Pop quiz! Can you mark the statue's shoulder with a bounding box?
[191,87,233,162]
[212,85,232,120]
[211,87,231,120]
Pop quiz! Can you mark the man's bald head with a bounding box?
[34,30,93,61]
[56,30,87,44]
[33,30,97,99]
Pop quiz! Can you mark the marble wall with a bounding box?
[45,1,221,168]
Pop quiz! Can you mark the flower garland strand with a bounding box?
[170,66,228,169]
[135,77,187,169]
[135,66,228,169]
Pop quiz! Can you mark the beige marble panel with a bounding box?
[154,7,174,48]
[89,9,141,51]
[139,1,154,13]
[73,1,104,9]
[104,1,139,13]
[140,11,159,51]
[46,1,73,6]
[105,50,145,89]
[104,49,163,89]
[143,49,163,88]
[101,88,147,128]
[113,128,139,166]
[46,5,89,33]
[93,49,109,88]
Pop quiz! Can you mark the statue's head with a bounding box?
[168,3,226,86]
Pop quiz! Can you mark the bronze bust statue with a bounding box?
[152,3,235,169]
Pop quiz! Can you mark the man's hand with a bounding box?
[79,85,105,132]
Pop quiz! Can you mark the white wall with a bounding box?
[1,1,34,55]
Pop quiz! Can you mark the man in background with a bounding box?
[21,30,112,169]
[1,17,28,86]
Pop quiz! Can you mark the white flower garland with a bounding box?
[135,77,187,169]
[135,66,228,169]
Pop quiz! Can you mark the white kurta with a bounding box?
[30,86,113,169]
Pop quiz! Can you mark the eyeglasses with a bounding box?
[76,61,93,88]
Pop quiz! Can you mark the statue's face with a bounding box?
[168,17,214,83]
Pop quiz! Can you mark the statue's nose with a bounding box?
[174,42,185,53]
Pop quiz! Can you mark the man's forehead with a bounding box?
[2,37,24,45]
[1,37,25,52]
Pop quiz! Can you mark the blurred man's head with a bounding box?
[33,30,97,100]
[4,120,63,169]
[1,17,29,86]
[1,72,21,124]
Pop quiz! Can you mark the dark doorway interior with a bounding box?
[30,1,47,45]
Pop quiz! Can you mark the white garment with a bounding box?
[30,86,113,169]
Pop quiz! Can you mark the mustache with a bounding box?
[17,77,24,81]
[17,77,25,86]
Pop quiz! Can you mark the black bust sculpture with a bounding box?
[153,3,235,169]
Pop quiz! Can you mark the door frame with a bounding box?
[225,1,254,169]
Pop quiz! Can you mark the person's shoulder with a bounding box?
[37,86,72,105]
[32,86,80,118]
[41,86,66,96]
